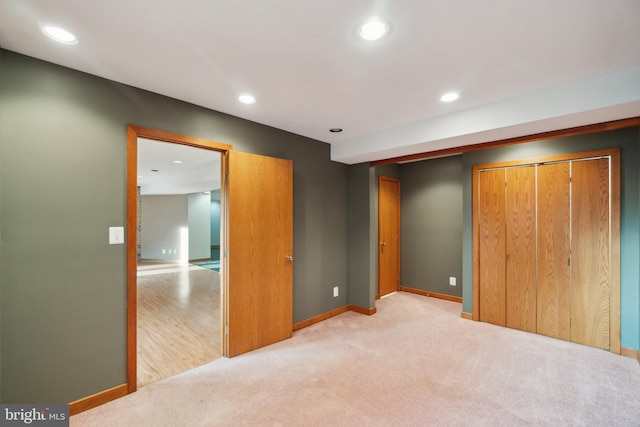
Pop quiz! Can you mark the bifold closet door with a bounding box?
[536,162,572,341]
[571,158,610,350]
[505,166,536,333]
[478,169,506,326]
[476,151,618,353]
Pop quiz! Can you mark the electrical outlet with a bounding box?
[449,277,456,286]
[333,286,339,297]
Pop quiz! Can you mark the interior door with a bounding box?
[225,151,293,357]
[378,176,400,297]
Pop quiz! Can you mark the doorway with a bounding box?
[126,125,232,393]
[136,138,222,388]
[378,176,401,297]
[126,125,294,393]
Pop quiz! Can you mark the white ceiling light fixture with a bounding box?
[41,25,77,45]
[238,94,256,104]
[358,18,390,41]
[440,92,459,102]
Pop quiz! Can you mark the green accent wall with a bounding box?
[0,50,348,403]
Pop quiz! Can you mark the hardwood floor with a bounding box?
[137,261,222,388]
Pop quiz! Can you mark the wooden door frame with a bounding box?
[472,148,620,354]
[377,175,401,298]
[126,125,233,393]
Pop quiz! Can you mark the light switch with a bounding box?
[109,227,124,245]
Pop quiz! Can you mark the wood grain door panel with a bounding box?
[571,158,610,350]
[505,166,537,333]
[537,162,571,341]
[226,151,293,357]
[478,169,506,326]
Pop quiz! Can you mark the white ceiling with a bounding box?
[138,138,221,195]
[1,1,640,165]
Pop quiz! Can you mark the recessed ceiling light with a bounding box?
[440,92,459,102]
[41,25,77,45]
[329,128,343,133]
[238,94,256,104]
[173,160,182,164]
[358,18,390,41]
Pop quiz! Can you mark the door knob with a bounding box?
[380,242,387,246]
[286,255,293,261]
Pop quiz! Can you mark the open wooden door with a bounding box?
[224,151,293,357]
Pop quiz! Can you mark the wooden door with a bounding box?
[225,151,293,357]
[571,158,610,350]
[505,166,536,333]
[537,162,571,341]
[478,169,506,326]
[474,149,620,354]
[378,176,400,297]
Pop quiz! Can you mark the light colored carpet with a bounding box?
[71,292,640,426]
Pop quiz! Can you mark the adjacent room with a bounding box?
[136,139,223,388]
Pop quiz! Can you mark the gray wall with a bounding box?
[188,192,211,261]
[141,195,188,261]
[347,163,375,309]
[0,50,348,403]
[399,156,463,296]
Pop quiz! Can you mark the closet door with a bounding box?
[537,162,571,341]
[474,149,619,353]
[571,158,610,350]
[478,169,506,326]
[505,166,537,333]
